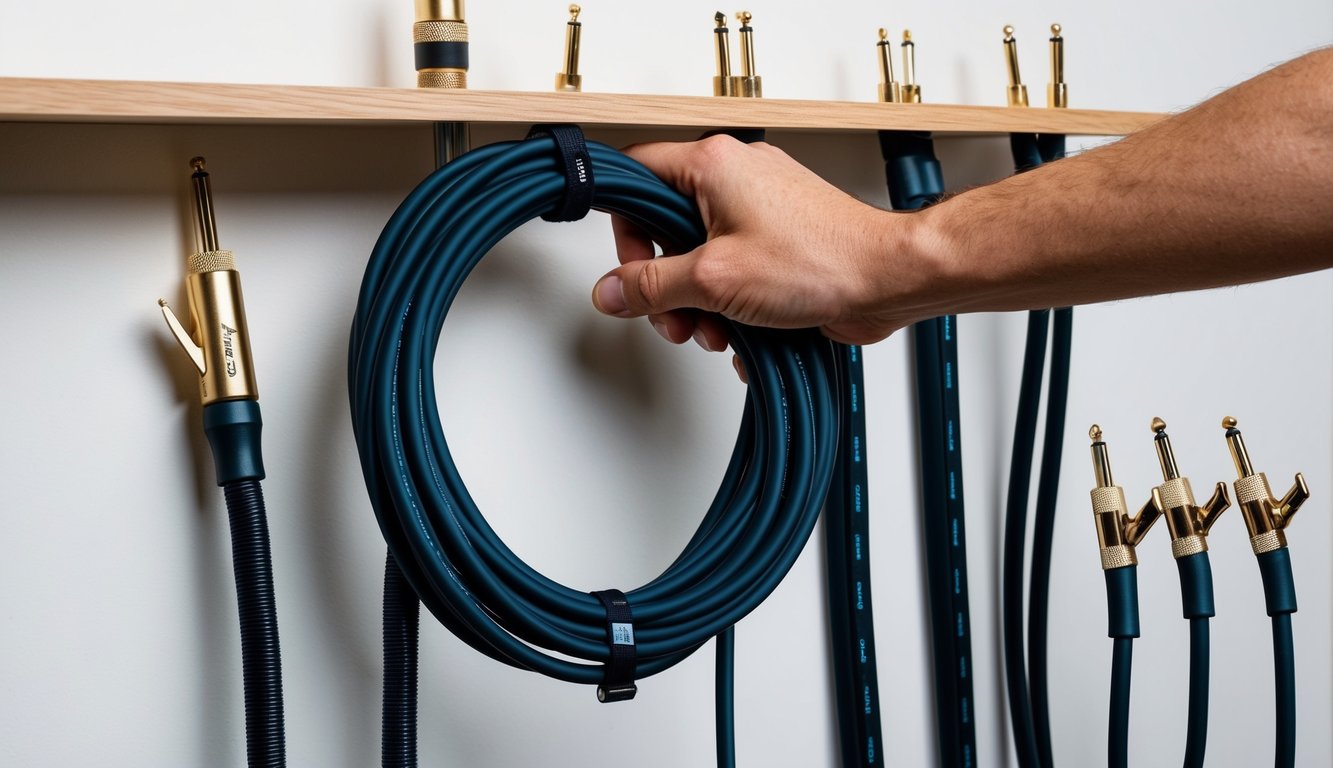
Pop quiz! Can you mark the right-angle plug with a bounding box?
[1002,25,1028,107]
[1222,417,1309,555]
[1146,418,1231,559]
[1089,425,1162,570]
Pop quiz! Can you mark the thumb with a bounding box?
[592,250,715,317]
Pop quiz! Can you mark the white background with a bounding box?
[1,1,1330,766]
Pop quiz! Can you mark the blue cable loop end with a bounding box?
[1176,552,1216,620]
[591,589,638,702]
[202,399,266,486]
[524,124,594,222]
[1257,548,1298,616]
[1104,565,1141,639]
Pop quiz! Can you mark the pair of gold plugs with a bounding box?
[1088,418,1308,571]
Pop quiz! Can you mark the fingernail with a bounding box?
[693,329,712,351]
[594,275,631,317]
[653,321,672,342]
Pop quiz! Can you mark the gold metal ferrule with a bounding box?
[712,12,734,96]
[555,5,583,92]
[415,0,467,89]
[1089,425,1161,570]
[1002,25,1029,107]
[1146,418,1230,559]
[731,11,762,98]
[899,29,921,103]
[876,28,902,103]
[1047,23,1068,108]
[159,159,259,406]
[1222,417,1309,555]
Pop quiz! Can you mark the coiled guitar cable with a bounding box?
[348,132,841,766]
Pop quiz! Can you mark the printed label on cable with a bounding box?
[611,622,635,646]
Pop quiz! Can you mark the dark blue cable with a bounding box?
[349,138,840,765]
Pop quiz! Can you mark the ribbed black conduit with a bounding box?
[222,479,287,768]
[383,553,421,768]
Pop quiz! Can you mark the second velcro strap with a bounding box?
[590,588,637,702]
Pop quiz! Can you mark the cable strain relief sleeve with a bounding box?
[203,399,266,485]
[878,130,944,210]
[1256,547,1298,616]
[1176,551,1216,620]
[1104,565,1141,639]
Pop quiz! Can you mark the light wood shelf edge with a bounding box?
[0,77,1163,136]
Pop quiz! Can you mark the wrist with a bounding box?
[861,203,961,327]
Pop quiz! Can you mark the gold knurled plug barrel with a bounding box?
[731,11,762,98]
[555,4,583,92]
[1147,418,1231,559]
[1002,25,1028,107]
[159,158,260,405]
[1047,23,1067,108]
[876,28,901,103]
[1089,425,1161,570]
[899,30,920,103]
[415,0,468,89]
[1222,417,1310,555]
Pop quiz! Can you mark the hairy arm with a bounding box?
[594,48,1333,347]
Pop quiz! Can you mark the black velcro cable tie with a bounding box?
[525,123,594,222]
[590,588,637,702]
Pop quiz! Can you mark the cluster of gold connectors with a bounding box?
[159,159,259,406]
[874,28,921,103]
[712,11,762,97]
[1087,418,1309,569]
[1001,24,1066,108]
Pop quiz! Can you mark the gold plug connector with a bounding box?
[899,30,921,103]
[1047,23,1067,108]
[712,12,734,97]
[876,28,902,103]
[555,4,583,92]
[1089,425,1162,570]
[159,158,259,405]
[1146,418,1231,559]
[731,11,762,98]
[415,0,468,89]
[1222,417,1309,555]
[1002,25,1028,107]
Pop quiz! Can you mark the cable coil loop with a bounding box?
[348,137,839,693]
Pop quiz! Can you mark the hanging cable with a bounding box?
[348,131,840,766]
[158,159,286,768]
[1145,418,1229,768]
[1086,425,1159,768]
[879,28,977,768]
[1000,25,1072,768]
[1221,418,1306,768]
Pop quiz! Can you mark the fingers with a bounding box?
[591,246,721,318]
[610,215,655,265]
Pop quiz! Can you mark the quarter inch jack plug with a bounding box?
[1089,425,1161,571]
[555,4,583,92]
[1222,417,1308,556]
[1149,417,1230,561]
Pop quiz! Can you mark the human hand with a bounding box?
[592,136,937,352]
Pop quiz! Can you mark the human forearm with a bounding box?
[908,47,1333,317]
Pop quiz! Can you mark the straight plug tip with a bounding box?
[568,4,580,21]
[1222,416,1238,430]
[1050,23,1062,36]
[1003,24,1015,39]
[1151,417,1167,434]
[1089,424,1103,442]
[714,11,727,27]
[189,156,207,174]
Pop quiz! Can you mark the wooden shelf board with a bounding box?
[0,78,1162,136]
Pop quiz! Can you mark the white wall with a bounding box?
[1,2,1329,767]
